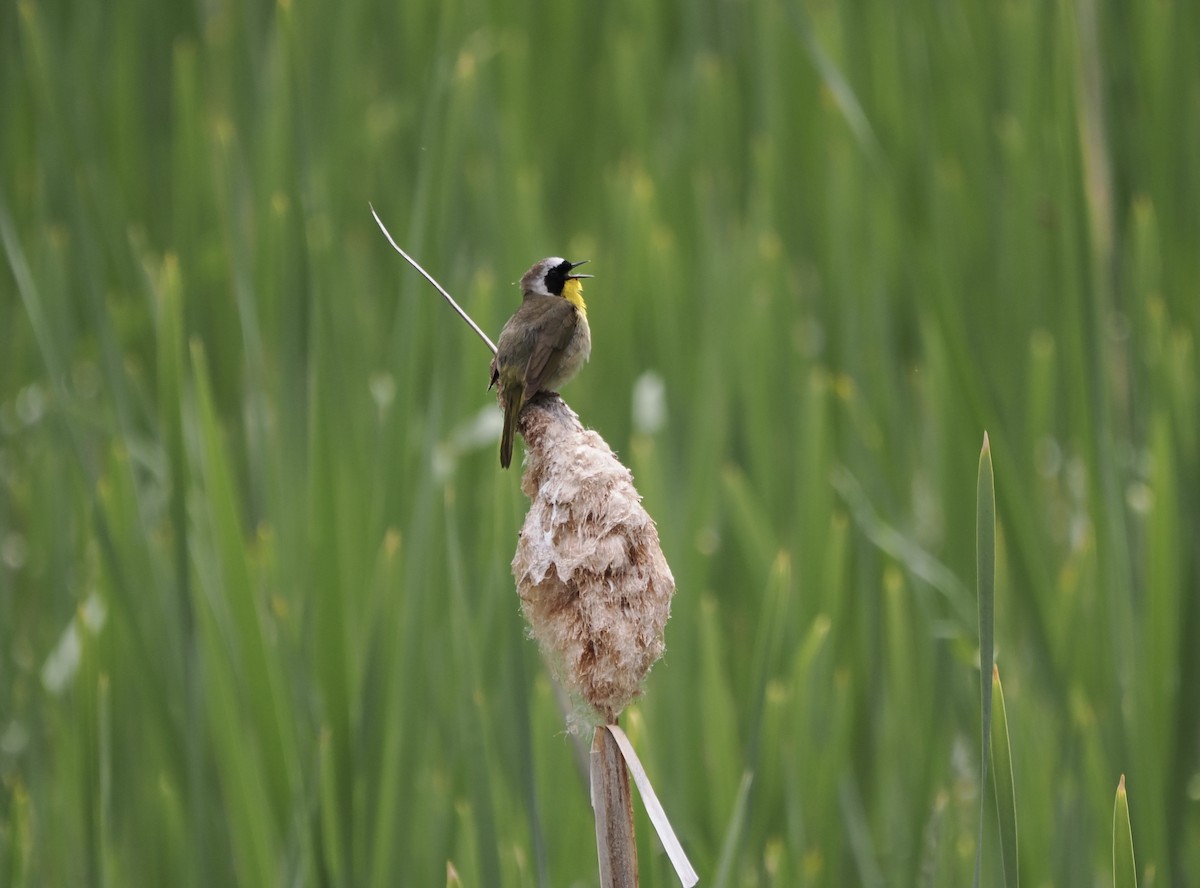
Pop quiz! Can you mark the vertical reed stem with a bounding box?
[591,724,638,887]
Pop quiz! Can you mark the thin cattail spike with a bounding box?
[369,203,498,356]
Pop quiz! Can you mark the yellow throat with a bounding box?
[562,278,587,319]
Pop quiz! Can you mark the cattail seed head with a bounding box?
[510,393,675,724]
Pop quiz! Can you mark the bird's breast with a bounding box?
[544,307,591,390]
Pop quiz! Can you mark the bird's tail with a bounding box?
[500,390,522,468]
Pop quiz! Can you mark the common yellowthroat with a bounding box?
[489,257,593,468]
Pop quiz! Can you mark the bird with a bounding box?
[489,257,593,468]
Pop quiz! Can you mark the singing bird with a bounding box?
[489,257,593,468]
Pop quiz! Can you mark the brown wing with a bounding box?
[522,299,578,398]
[490,304,531,390]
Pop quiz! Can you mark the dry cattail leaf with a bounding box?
[511,393,675,724]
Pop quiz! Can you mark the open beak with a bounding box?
[567,260,593,279]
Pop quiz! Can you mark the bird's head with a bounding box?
[520,257,592,301]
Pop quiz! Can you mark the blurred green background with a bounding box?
[2,0,1198,884]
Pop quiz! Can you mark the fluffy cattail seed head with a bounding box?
[510,393,675,724]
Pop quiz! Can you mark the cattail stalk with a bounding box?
[591,725,638,888]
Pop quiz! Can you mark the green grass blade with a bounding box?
[990,665,1019,888]
[783,4,884,166]
[839,775,884,888]
[745,551,791,768]
[975,432,996,888]
[696,594,741,839]
[711,770,753,888]
[319,727,348,887]
[1113,776,1137,888]
[2,779,32,888]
